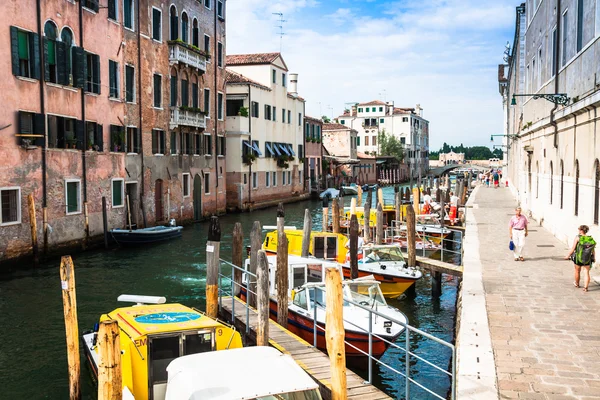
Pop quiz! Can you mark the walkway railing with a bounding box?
[217,258,457,400]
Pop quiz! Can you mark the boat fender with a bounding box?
[380,265,386,270]
[291,289,296,301]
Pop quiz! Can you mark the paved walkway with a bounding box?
[473,186,600,399]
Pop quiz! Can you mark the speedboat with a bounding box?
[110,225,183,246]
[240,255,408,359]
[390,215,453,244]
[319,187,340,200]
[340,183,359,195]
[383,234,442,257]
[82,295,243,400]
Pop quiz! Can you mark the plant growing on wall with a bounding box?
[243,153,257,165]
[276,154,293,168]
[238,107,249,117]
[180,105,205,114]
[168,39,212,59]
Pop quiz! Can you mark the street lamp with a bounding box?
[510,93,570,106]
[490,134,518,142]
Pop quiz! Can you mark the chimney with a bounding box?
[289,73,299,96]
[416,104,423,117]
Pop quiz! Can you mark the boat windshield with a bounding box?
[256,388,323,399]
[363,247,405,263]
[345,283,386,307]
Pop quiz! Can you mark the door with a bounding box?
[193,174,202,221]
[126,182,138,227]
[155,179,163,223]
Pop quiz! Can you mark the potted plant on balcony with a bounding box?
[243,153,257,165]
[276,154,291,169]
[238,107,249,117]
[112,129,125,152]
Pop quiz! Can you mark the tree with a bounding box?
[378,129,404,162]
[322,115,331,123]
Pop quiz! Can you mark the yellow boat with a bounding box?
[82,295,243,400]
[263,229,348,264]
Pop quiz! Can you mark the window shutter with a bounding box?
[152,131,158,154]
[160,132,166,154]
[56,41,68,85]
[30,32,41,80]
[135,128,141,153]
[32,113,46,147]
[75,120,84,150]
[171,15,178,40]
[108,0,116,19]
[10,27,20,76]
[93,54,100,93]
[72,47,86,88]
[43,38,50,81]
[96,124,103,151]
[18,111,32,135]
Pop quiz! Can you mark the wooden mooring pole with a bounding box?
[406,205,416,268]
[432,270,443,298]
[28,193,39,267]
[97,320,122,400]
[395,191,401,223]
[232,222,243,296]
[364,190,371,242]
[102,197,109,249]
[276,203,289,328]
[249,221,262,308]
[322,198,329,232]
[376,202,383,245]
[357,185,363,205]
[43,206,48,256]
[325,267,347,400]
[349,214,359,279]
[301,209,311,258]
[59,256,81,400]
[256,250,270,346]
[412,187,420,216]
[332,197,340,233]
[206,216,221,319]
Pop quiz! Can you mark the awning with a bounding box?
[251,142,262,156]
[287,144,296,156]
[271,143,282,156]
[265,142,274,156]
[243,141,253,150]
[227,94,247,100]
[376,160,387,164]
[279,143,291,156]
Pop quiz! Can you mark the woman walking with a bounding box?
[565,225,596,292]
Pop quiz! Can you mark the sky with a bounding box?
[225,0,518,150]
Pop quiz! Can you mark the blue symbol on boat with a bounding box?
[135,312,201,324]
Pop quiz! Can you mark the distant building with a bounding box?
[322,123,358,186]
[224,53,306,211]
[338,101,429,179]
[355,153,377,184]
[439,151,465,165]
[304,116,323,193]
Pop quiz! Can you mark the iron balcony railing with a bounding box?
[169,108,207,130]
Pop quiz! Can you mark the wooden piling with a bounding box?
[406,205,416,268]
[395,192,401,223]
[276,203,289,328]
[59,256,81,400]
[28,194,38,266]
[364,190,371,242]
[232,222,244,296]
[322,198,329,232]
[43,206,48,256]
[256,250,270,346]
[325,267,347,400]
[350,197,356,216]
[357,185,363,205]
[84,201,90,249]
[102,197,109,249]
[206,216,221,319]
[436,188,442,203]
[377,187,384,206]
[412,187,420,216]
[460,179,468,205]
[432,271,443,298]
[301,209,311,258]
[332,197,340,233]
[376,202,383,245]
[97,320,122,400]
[249,221,262,308]
[126,194,132,231]
[349,214,359,279]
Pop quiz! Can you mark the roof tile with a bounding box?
[226,53,281,66]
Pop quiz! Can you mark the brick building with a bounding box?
[0,0,226,262]
[304,116,323,193]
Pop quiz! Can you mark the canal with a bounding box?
[0,186,457,399]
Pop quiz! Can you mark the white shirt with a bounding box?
[450,195,459,206]
[423,194,432,204]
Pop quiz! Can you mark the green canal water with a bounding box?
[0,186,458,399]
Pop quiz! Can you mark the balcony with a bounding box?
[225,116,249,134]
[170,107,206,130]
[168,40,208,73]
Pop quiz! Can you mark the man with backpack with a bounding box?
[565,225,596,292]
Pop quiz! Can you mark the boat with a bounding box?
[390,214,453,244]
[383,235,442,257]
[240,255,408,358]
[110,225,183,246]
[319,187,340,200]
[263,231,422,298]
[340,183,359,195]
[165,347,322,400]
[82,294,243,400]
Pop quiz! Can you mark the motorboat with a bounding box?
[82,295,243,400]
[263,229,349,264]
[165,347,322,400]
[319,187,340,200]
[340,183,359,195]
[390,215,453,244]
[383,234,442,257]
[240,255,408,358]
[110,225,183,246]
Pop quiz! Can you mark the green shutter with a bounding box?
[75,120,84,150]
[135,128,141,153]
[30,32,40,80]
[93,54,100,94]
[10,27,20,76]
[57,41,68,85]
[32,113,46,146]
[67,182,78,213]
[152,131,158,154]
[113,180,122,206]
[108,0,116,20]
[71,47,86,89]
[96,124,103,151]
[43,39,50,81]
[160,131,165,154]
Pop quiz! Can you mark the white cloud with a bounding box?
[226,0,515,149]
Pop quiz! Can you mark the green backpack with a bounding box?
[575,235,596,265]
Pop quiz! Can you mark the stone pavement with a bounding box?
[473,185,600,400]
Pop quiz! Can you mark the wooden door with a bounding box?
[155,179,164,223]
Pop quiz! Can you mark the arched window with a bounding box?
[170,69,178,107]
[527,155,532,195]
[181,12,189,44]
[549,161,553,205]
[560,160,564,209]
[191,74,199,108]
[170,5,178,40]
[192,18,199,47]
[181,71,189,107]
[536,161,539,199]
[60,27,74,84]
[575,160,580,216]
[595,159,600,224]
[44,21,58,83]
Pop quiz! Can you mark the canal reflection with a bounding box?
[0,186,456,399]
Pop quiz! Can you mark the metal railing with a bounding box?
[216,258,457,400]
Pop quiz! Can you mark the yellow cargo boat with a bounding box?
[82,295,243,400]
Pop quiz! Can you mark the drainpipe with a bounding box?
[78,0,89,241]
[35,0,47,252]
[137,0,147,227]
[247,83,252,208]
[213,5,219,212]
[552,0,561,148]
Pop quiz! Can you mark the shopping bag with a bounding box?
[509,240,515,251]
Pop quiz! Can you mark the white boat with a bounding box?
[341,183,359,195]
[165,347,322,400]
[319,188,340,199]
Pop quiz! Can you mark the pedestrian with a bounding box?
[485,173,490,187]
[447,191,459,224]
[493,170,500,188]
[508,206,528,261]
[564,225,596,292]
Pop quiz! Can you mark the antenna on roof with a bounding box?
[272,12,286,52]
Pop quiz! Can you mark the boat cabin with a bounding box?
[263,230,348,264]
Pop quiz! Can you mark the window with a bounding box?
[83,0,99,12]
[597,0,600,37]
[560,160,564,209]
[124,0,134,30]
[112,179,124,207]
[532,57,536,91]
[0,188,21,225]
[181,12,189,43]
[48,115,78,149]
[282,73,286,87]
[185,133,193,155]
[171,131,177,154]
[595,160,600,224]
[341,120,345,125]
[60,28,73,86]
[204,174,210,194]
[217,136,225,156]
[266,171,270,187]
[108,0,118,20]
[298,113,302,126]
[204,0,211,9]
[272,172,277,187]
[217,93,224,120]
[217,42,223,67]
[357,136,360,146]
[380,118,384,123]
[181,77,189,107]
[204,134,212,155]
[273,106,277,121]
[252,172,257,188]
[44,21,58,84]
[288,110,291,124]
[125,65,135,102]
[65,180,81,215]
[372,107,376,112]
[576,0,584,52]
[283,171,286,185]
[551,28,557,77]
[192,81,198,108]
[575,160,580,216]
[550,162,554,205]
[192,19,199,47]
[85,53,100,94]
[251,101,259,117]
[109,60,119,98]
[152,7,162,41]
[282,108,286,123]
[110,125,125,152]
[169,6,178,40]
[204,89,210,116]
[170,72,177,107]
[379,107,383,112]
[194,134,201,155]
[265,105,272,120]
[243,174,247,185]
[358,108,363,112]
[182,173,190,197]
[153,74,162,108]
[402,117,408,122]
[204,34,210,54]
[217,0,224,19]
[152,129,166,154]
[562,10,568,66]
[272,69,276,84]
[126,127,139,153]
[85,121,103,151]
[298,144,303,159]
[288,171,291,186]
[365,136,369,146]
